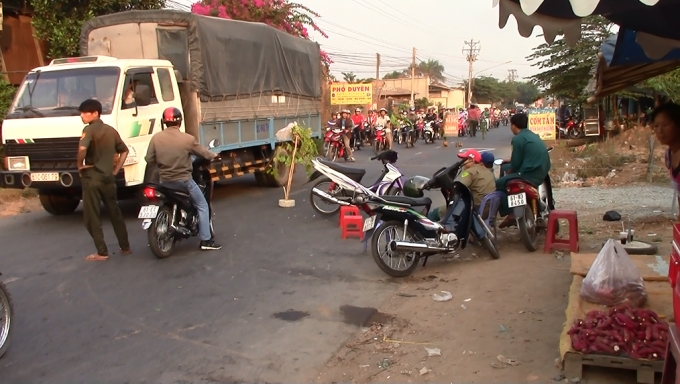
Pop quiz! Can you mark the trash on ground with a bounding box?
[397,292,417,297]
[461,304,467,309]
[464,298,472,302]
[419,367,429,376]
[497,354,520,366]
[603,210,621,221]
[555,251,564,260]
[499,324,508,332]
[378,358,390,369]
[432,291,452,302]
[359,364,370,368]
[424,347,441,356]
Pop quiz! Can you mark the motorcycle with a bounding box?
[501,115,509,126]
[373,125,389,155]
[558,116,585,139]
[309,149,403,215]
[327,127,347,161]
[322,127,334,156]
[351,124,363,151]
[360,159,500,277]
[423,121,435,144]
[0,271,13,358]
[138,140,220,259]
[404,122,417,148]
[494,147,555,252]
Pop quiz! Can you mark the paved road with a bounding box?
[0,126,513,382]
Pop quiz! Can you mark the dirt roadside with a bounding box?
[312,183,675,384]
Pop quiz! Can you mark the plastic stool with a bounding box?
[544,210,579,253]
[339,205,360,227]
[341,215,364,240]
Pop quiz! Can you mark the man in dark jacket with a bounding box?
[337,109,356,161]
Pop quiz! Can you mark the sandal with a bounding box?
[120,248,132,255]
[85,254,109,261]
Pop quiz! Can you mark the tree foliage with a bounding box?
[526,15,613,101]
[29,0,165,59]
[341,72,372,84]
[191,0,331,68]
[383,71,406,80]
[409,59,446,83]
[643,69,680,102]
[463,76,541,105]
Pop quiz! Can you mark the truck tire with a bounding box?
[39,192,80,215]
[255,146,291,187]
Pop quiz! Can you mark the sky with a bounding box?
[170,0,547,86]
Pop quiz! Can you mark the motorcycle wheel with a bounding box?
[148,205,176,259]
[330,146,339,162]
[0,280,13,358]
[374,140,380,155]
[310,178,344,215]
[568,128,580,139]
[371,220,420,277]
[518,205,539,252]
[386,186,402,196]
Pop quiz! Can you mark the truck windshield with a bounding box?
[6,66,120,119]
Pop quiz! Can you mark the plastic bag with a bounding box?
[580,239,647,307]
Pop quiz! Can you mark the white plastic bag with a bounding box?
[580,239,647,307]
[275,122,297,141]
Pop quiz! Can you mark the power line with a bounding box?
[507,69,518,82]
[462,39,481,105]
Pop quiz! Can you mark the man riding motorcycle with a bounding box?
[144,107,222,250]
[351,108,366,148]
[337,109,356,161]
[376,108,392,150]
[496,113,551,228]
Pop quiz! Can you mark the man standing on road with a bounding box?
[496,113,551,228]
[337,110,356,161]
[77,99,131,261]
[145,107,222,250]
[467,104,481,137]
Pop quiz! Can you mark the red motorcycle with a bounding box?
[557,116,584,139]
[326,127,347,161]
[373,125,389,155]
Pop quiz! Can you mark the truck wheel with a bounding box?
[256,146,291,187]
[39,192,80,215]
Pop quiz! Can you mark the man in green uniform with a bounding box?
[428,149,496,222]
[77,99,131,261]
[496,113,551,228]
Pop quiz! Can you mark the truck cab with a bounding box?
[1,55,182,214]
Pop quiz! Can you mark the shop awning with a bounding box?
[587,28,680,101]
[493,0,680,59]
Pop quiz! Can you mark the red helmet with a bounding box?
[457,149,481,163]
[162,107,182,126]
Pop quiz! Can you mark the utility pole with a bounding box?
[507,69,517,82]
[410,47,416,104]
[462,39,480,106]
[376,53,381,80]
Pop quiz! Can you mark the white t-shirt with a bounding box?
[376,116,391,132]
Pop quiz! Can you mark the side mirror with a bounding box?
[493,159,504,166]
[134,84,152,106]
[208,139,219,149]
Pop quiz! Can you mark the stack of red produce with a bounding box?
[568,305,668,360]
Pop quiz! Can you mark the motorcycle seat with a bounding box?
[379,195,432,207]
[147,183,191,199]
[508,178,539,188]
[318,159,366,178]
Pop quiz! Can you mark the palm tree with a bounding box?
[408,59,446,82]
[383,71,406,80]
[342,72,358,83]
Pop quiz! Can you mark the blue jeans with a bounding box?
[161,179,211,241]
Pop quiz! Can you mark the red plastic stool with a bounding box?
[543,210,580,253]
[341,215,364,240]
[339,205,360,227]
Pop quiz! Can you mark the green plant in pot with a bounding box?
[268,123,318,207]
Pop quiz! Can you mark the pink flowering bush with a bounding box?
[191,0,332,69]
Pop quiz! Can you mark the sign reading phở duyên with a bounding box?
[330,83,373,105]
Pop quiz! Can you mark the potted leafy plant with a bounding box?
[269,122,319,207]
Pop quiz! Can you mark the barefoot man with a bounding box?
[77,99,131,261]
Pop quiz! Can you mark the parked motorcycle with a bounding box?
[309,150,403,215]
[423,121,435,144]
[373,125,389,155]
[557,116,585,139]
[361,159,500,277]
[494,147,555,252]
[139,140,220,258]
[0,272,13,358]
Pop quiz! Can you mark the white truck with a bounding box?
[0,10,323,215]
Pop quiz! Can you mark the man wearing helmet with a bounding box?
[337,109,356,161]
[145,107,222,250]
[376,108,393,149]
[351,108,366,148]
[427,149,495,223]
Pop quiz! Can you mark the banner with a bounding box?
[528,111,556,141]
[444,112,459,137]
[330,82,373,105]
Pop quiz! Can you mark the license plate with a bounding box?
[30,172,59,182]
[363,215,376,232]
[138,205,159,219]
[507,192,527,208]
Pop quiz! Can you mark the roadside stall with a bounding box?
[491,1,680,382]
